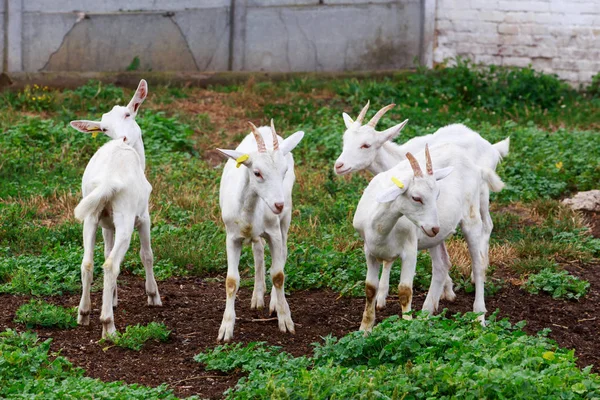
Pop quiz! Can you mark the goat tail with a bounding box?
[481,168,505,193]
[74,182,120,222]
[493,137,510,159]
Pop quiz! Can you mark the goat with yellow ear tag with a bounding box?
[353,142,504,332]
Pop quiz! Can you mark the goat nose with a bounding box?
[335,161,344,170]
[274,202,284,212]
[431,226,440,236]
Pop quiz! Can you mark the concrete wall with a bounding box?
[434,0,600,85]
[3,0,425,73]
[6,0,596,84]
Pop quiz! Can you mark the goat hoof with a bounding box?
[148,294,162,306]
[441,290,457,302]
[251,294,265,309]
[102,322,116,339]
[278,316,295,334]
[269,298,277,315]
[359,322,374,333]
[217,322,234,342]
[78,313,90,326]
[476,314,487,327]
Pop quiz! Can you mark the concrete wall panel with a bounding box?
[241,2,421,71]
[40,14,199,71]
[24,0,230,13]
[7,0,424,74]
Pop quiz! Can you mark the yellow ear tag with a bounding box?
[236,154,249,168]
[391,176,404,189]
[89,126,101,139]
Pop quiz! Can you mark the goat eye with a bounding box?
[254,171,262,178]
[102,128,107,132]
[412,196,423,204]
[361,144,371,149]
[125,113,131,118]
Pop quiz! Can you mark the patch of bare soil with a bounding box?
[0,264,598,399]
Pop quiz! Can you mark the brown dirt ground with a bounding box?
[0,211,597,399]
[0,257,599,399]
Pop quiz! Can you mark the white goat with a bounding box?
[353,144,504,331]
[69,80,161,338]
[335,102,509,310]
[216,121,304,342]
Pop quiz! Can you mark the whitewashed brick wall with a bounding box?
[434,0,600,85]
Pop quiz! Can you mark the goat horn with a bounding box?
[405,152,423,177]
[248,122,266,153]
[356,100,370,125]
[270,119,279,150]
[367,104,395,128]
[425,144,433,175]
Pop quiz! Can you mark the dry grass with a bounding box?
[446,239,518,278]
[491,202,543,226]
[2,191,79,227]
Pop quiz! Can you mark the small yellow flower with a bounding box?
[32,97,36,101]
[542,351,555,361]
[555,161,563,170]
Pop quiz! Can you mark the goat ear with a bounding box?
[434,166,453,181]
[280,131,305,155]
[70,120,103,135]
[376,185,406,203]
[216,149,252,167]
[342,113,354,129]
[380,119,409,142]
[127,79,148,116]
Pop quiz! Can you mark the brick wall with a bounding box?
[434,0,600,85]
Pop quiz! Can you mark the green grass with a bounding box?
[195,313,600,399]
[14,300,77,329]
[102,322,171,351]
[0,64,599,398]
[0,329,192,399]
[0,64,598,297]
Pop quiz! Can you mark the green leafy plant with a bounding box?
[14,300,77,329]
[195,313,600,399]
[588,71,600,98]
[523,268,589,300]
[0,84,56,112]
[0,329,190,398]
[103,322,171,351]
[127,56,141,71]
[195,342,307,373]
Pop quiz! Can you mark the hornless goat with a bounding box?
[70,79,161,338]
[354,144,504,330]
[335,102,509,310]
[216,121,304,342]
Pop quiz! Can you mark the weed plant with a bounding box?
[196,313,600,399]
[103,322,171,351]
[14,300,77,329]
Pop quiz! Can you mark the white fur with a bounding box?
[70,79,161,338]
[353,143,504,331]
[335,106,509,309]
[216,124,304,342]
